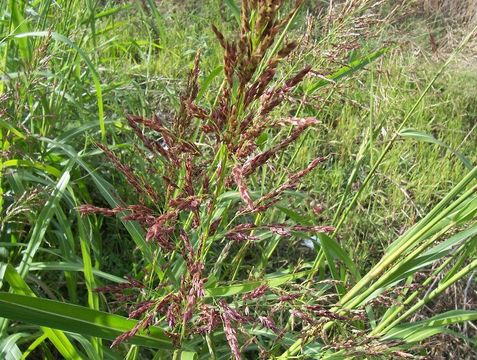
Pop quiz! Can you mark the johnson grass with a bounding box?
[0,0,476,359]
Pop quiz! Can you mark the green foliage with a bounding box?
[0,0,476,359]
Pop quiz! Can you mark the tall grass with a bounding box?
[0,0,476,359]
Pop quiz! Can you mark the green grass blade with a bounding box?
[8,0,32,64]
[20,334,48,360]
[223,0,240,24]
[0,333,26,360]
[399,128,473,170]
[382,310,477,342]
[28,261,126,283]
[17,165,71,278]
[37,137,165,280]
[74,201,102,317]
[197,65,223,101]
[307,47,389,94]
[328,23,477,245]
[379,258,477,335]
[0,120,26,139]
[205,270,309,297]
[0,263,82,359]
[317,233,361,283]
[68,333,103,360]
[13,31,105,139]
[143,0,167,44]
[0,159,61,178]
[53,206,78,303]
[0,293,173,349]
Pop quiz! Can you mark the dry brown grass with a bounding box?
[403,0,477,69]
[423,0,477,25]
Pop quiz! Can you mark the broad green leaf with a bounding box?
[0,263,82,359]
[9,0,32,63]
[0,293,173,349]
[378,224,477,288]
[0,159,61,177]
[425,309,477,326]
[383,310,477,343]
[180,351,198,360]
[399,128,473,170]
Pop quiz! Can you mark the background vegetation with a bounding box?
[0,0,476,359]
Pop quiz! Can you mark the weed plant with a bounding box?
[0,0,476,359]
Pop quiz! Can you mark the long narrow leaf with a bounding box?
[13,31,105,138]
[0,263,82,359]
[17,166,71,277]
[0,293,173,349]
[307,48,389,94]
[206,270,309,297]
[399,128,473,170]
